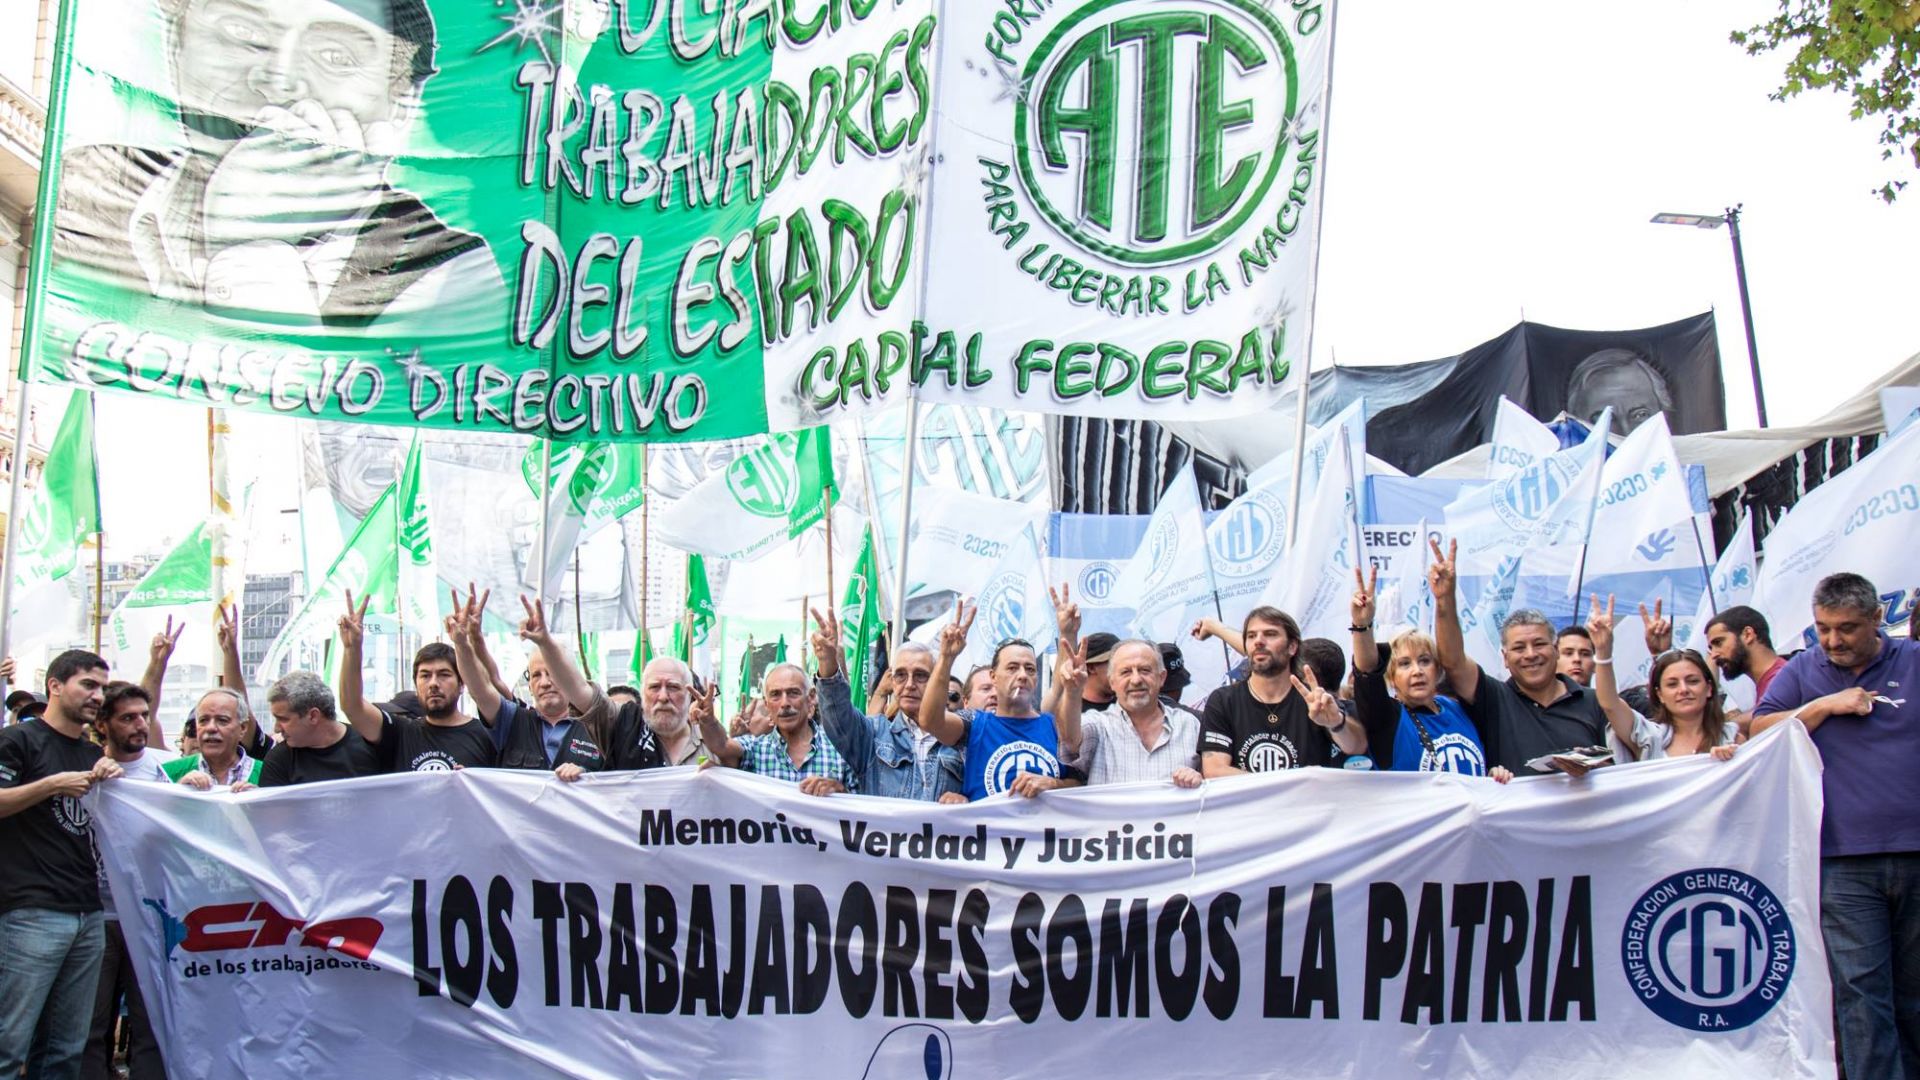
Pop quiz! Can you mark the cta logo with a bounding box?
[1621,868,1795,1032]
[146,897,385,962]
[1014,0,1299,267]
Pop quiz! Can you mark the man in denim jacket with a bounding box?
[808,608,966,803]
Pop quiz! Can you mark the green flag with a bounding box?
[396,434,439,630]
[672,554,715,664]
[840,527,883,712]
[12,393,100,590]
[108,522,214,653]
[785,426,835,539]
[257,482,401,680]
[737,639,754,701]
[521,440,647,593]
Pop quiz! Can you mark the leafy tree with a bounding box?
[1733,1,1920,201]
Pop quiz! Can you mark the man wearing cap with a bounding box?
[1060,640,1202,788]
[1078,632,1121,715]
[7,691,46,724]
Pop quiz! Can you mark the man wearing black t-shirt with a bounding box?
[335,594,494,772]
[1428,539,1610,774]
[1200,607,1365,776]
[588,657,705,772]
[0,649,124,1078]
[249,671,384,788]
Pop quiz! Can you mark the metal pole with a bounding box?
[1,0,80,663]
[0,382,34,663]
[1724,205,1767,428]
[889,400,923,648]
[1287,0,1344,544]
[535,439,552,609]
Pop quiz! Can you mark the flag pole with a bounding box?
[1690,517,1719,617]
[391,462,405,692]
[639,443,651,665]
[573,552,591,679]
[889,402,923,649]
[0,383,33,662]
[1,0,79,662]
[822,484,835,614]
[1287,0,1345,545]
[91,538,103,652]
[536,438,553,610]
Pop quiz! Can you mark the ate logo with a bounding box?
[725,440,800,519]
[1014,0,1300,267]
[146,897,384,962]
[978,571,1028,642]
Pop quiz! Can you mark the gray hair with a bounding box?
[1812,573,1882,617]
[889,642,936,667]
[1110,638,1164,672]
[194,687,249,718]
[1500,609,1555,642]
[639,656,694,685]
[762,662,813,696]
[268,671,337,722]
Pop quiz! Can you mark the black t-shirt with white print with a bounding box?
[381,710,496,772]
[0,718,106,913]
[1199,680,1335,772]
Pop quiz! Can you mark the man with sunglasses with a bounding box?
[919,601,1086,801]
[807,608,965,802]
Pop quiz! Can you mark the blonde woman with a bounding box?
[1350,568,1512,780]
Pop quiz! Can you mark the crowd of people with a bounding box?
[0,555,1914,1079]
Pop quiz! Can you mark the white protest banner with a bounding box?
[95,725,1832,1078]
[1488,397,1561,480]
[1751,419,1920,646]
[911,0,1330,424]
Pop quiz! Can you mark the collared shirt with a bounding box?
[1756,633,1920,857]
[1458,670,1610,773]
[1074,704,1200,786]
[814,672,964,801]
[736,725,856,788]
[162,748,258,788]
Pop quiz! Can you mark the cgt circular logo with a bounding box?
[1621,868,1795,1032]
[1013,0,1300,268]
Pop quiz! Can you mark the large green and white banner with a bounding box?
[33,0,1328,441]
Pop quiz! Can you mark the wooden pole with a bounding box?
[573,553,591,680]
[822,485,835,612]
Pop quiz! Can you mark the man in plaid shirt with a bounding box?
[695,664,855,796]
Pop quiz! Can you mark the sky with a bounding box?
[82,0,1920,565]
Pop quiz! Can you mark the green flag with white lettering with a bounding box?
[672,554,715,666]
[12,393,100,590]
[257,483,401,681]
[107,522,214,654]
[841,527,882,712]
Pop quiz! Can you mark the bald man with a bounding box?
[593,657,707,770]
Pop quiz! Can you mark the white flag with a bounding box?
[909,522,1055,678]
[1259,430,1362,643]
[899,486,1050,600]
[1591,415,1693,556]
[1752,420,1920,647]
[1369,519,1434,635]
[1488,396,1561,480]
[1680,514,1758,651]
[1444,411,1610,572]
[1110,464,1216,645]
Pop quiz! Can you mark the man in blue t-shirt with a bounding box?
[919,599,1085,801]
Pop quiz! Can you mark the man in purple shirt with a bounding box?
[1753,572,1920,1080]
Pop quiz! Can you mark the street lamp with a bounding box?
[1651,205,1768,427]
